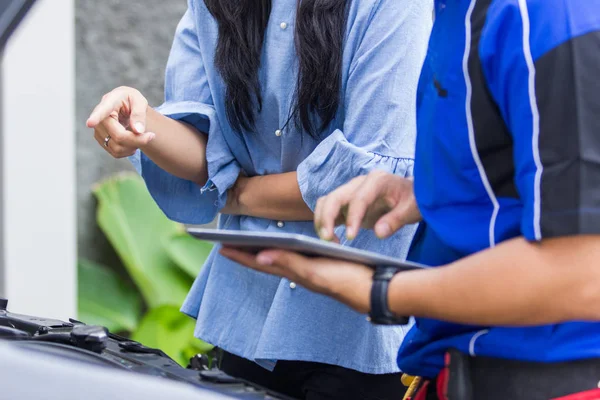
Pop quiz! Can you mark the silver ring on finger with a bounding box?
[103,135,111,147]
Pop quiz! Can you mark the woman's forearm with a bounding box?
[389,235,600,326]
[224,172,314,221]
[141,107,208,185]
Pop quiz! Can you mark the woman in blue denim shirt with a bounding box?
[87,0,432,398]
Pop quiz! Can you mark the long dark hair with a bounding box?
[204,0,350,138]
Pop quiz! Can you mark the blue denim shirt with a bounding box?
[131,0,432,374]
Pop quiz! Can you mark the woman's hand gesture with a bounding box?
[87,86,156,158]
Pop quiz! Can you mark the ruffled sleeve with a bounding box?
[297,130,414,209]
[296,0,431,209]
[130,3,240,225]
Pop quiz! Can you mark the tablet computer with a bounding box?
[187,227,427,271]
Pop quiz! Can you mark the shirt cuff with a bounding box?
[297,129,414,210]
[155,101,215,134]
[200,159,241,211]
[129,101,241,224]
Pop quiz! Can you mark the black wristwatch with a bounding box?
[368,266,409,325]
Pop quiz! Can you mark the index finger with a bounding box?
[314,176,365,240]
[345,174,388,238]
[86,92,124,128]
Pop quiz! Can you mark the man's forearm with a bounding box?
[388,235,600,326]
[141,107,208,185]
[226,172,314,221]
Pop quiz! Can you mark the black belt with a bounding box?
[426,349,600,400]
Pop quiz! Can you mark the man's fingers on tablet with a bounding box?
[315,199,342,240]
[314,197,325,235]
[219,248,283,276]
[258,250,310,282]
[261,250,301,268]
[315,194,338,235]
[375,204,410,239]
[220,247,254,265]
[315,176,370,240]
[345,172,388,238]
[318,195,345,241]
[219,248,308,284]
[374,182,420,238]
[345,193,375,240]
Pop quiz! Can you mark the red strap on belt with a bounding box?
[410,353,451,400]
[437,352,450,400]
[553,389,600,400]
[411,381,429,400]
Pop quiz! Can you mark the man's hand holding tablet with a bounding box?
[216,171,421,316]
[220,247,375,314]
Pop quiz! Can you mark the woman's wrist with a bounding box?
[139,106,164,152]
[224,176,250,215]
[223,173,313,221]
[145,106,159,134]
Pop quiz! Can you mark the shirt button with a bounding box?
[277,221,285,228]
[289,282,297,290]
[280,22,288,30]
[275,129,282,137]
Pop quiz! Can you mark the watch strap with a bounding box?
[369,266,409,325]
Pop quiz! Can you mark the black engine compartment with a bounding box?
[0,298,291,400]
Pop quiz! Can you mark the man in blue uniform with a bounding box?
[222,0,600,398]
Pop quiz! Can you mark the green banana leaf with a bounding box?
[164,233,213,278]
[131,305,214,366]
[93,173,192,309]
[77,259,142,333]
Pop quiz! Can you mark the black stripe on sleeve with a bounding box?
[536,30,600,237]
[469,0,520,200]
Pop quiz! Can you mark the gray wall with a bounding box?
[76,0,187,265]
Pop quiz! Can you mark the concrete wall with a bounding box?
[76,0,187,266]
